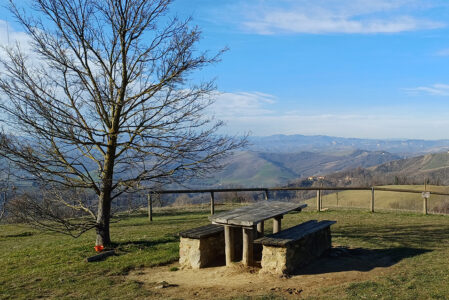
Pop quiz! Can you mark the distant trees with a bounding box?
[0,0,244,245]
[0,163,15,221]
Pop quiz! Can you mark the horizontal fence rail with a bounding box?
[145,186,449,221]
[148,186,449,195]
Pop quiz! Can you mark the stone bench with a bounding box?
[179,224,225,269]
[254,220,336,275]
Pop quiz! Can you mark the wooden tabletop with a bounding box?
[210,201,307,227]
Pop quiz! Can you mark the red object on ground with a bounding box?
[94,245,104,252]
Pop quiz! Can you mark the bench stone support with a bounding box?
[179,233,225,269]
[255,220,336,275]
[179,224,225,269]
[261,226,332,275]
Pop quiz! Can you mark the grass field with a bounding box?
[304,185,449,214]
[1,205,449,299]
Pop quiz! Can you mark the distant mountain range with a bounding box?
[248,134,449,155]
[5,134,449,190]
[191,134,449,188]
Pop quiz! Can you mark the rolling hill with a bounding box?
[192,149,401,187]
[291,151,449,188]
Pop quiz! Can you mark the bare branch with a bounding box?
[0,0,246,244]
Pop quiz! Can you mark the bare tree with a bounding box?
[7,187,98,236]
[0,162,15,221]
[0,0,245,245]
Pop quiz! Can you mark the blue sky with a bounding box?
[3,0,449,139]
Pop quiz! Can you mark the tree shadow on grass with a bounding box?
[1,231,35,238]
[110,236,178,252]
[292,221,446,275]
[116,206,240,221]
[335,224,449,249]
[293,247,430,275]
[116,217,207,228]
[118,210,209,220]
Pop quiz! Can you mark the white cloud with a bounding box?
[212,90,449,139]
[0,20,33,51]
[236,0,445,34]
[0,20,36,70]
[218,108,449,139]
[405,84,449,96]
[435,48,449,56]
[211,91,277,118]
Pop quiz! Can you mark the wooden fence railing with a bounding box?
[146,186,449,221]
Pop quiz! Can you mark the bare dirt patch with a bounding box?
[128,247,406,299]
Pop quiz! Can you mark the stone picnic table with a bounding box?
[209,201,307,266]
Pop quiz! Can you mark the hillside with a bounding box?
[370,152,449,174]
[293,151,449,188]
[192,150,401,187]
[366,151,449,185]
[259,149,400,176]
[5,136,449,190]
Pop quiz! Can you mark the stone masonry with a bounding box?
[260,226,332,275]
[179,231,225,269]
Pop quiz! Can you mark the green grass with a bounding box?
[421,152,449,171]
[305,185,449,213]
[0,210,209,299]
[1,207,449,299]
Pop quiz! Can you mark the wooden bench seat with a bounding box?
[179,224,224,239]
[254,220,336,274]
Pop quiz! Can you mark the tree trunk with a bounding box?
[95,143,117,246]
[96,191,112,246]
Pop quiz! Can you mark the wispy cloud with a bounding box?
[0,20,35,68]
[235,0,445,34]
[224,112,449,139]
[405,84,449,96]
[211,91,277,118]
[212,90,449,139]
[0,20,32,50]
[435,48,449,56]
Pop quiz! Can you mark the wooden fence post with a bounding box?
[423,197,428,215]
[147,193,153,222]
[264,190,269,201]
[316,189,321,212]
[371,187,375,213]
[210,192,215,215]
[422,192,430,215]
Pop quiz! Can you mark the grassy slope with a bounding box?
[304,185,449,213]
[207,152,298,187]
[220,162,297,187]
[0,210,209,299]
[1,207,449,299]
[421,152,449,170]
[198,149,401,188]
